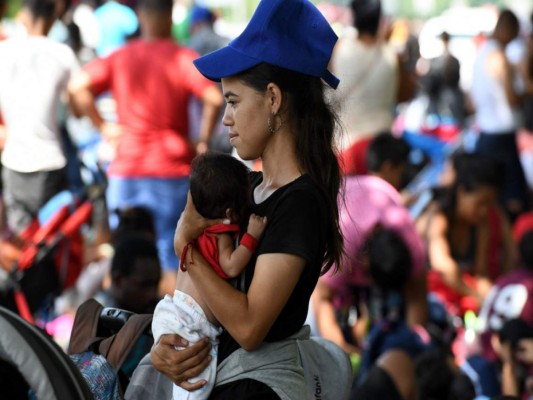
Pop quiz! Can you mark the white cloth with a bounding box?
[215,325,352,400]
[152,290,222,400]
[0,36,79,173]
[332,34,398,149]
[470,39,519,133]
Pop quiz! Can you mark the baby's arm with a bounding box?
[217,214,267,277]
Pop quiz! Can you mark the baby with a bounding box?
[152,152,266,399]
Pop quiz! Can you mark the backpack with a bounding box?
[67,299,154,399]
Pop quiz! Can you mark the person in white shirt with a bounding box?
[331,0,399,176]
[470,9,529,222]
[0,0,80,234]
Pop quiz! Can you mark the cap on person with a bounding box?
[190,5,215,26]
[193,0,340,89]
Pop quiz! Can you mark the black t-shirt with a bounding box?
[217,172,328,363]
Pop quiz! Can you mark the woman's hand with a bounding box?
[150,334,212,391]
[174,192,228,251]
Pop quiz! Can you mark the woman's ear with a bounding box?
[266,82,282,115]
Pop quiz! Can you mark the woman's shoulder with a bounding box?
[282,175,324,201]
[416,202,448,236]
[268,175,326,215]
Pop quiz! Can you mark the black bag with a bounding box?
[68,299,154,398]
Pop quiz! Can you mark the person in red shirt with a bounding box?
[68,0,223,295]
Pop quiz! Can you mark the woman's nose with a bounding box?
[222,105,232,126]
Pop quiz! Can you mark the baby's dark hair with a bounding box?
[189,152,251,224]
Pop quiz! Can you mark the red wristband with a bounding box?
[180,243,194,272]
[240,233,258,253]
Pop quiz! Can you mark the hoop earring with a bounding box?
[267,113,283,134]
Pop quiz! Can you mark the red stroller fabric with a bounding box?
[0,197,93,323]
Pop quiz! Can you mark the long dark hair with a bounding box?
[435,152,504,223]
[237,63,343,275]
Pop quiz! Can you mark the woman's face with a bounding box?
[456,185,497,224]
[221,77,272,160]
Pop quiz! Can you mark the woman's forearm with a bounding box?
[185,246,261,350]
[430,243,474,298]
[315,300,357,354]
[184,246,304,351]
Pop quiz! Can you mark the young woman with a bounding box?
[150,0,344,398]
[416,152,512,316]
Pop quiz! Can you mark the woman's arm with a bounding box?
[487,49,522,107]
[499,208,516,274]
[473,218,493,300]
[424,212,478,298]
[175,192,229,250]
[184,245,305,351]
[196,85,223,154]
[311,279,360,354]
[403,271,428,327]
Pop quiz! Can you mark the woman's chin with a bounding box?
[235,150,258,162]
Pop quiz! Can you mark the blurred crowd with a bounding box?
[1,0,533,398]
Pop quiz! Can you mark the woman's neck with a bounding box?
[255,130,302,202]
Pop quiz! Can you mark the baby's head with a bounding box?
[190,152,251,224]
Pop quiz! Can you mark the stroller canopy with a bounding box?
[0,306,93,400]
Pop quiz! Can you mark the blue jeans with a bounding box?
[107,176,189,271]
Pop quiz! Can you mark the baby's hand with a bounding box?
[247,214,267,239]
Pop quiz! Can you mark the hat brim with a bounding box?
[193,45,261,83]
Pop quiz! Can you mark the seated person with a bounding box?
[55,206,157,315]
[415,349,476,400]
[492,318,533,399]
[350,349,417,400]
[478,211,533,363]
[416,152,512,316]
[312,133,427,356]
[355,227,428,381]
[94,233,161,314]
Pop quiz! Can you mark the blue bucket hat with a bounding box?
[193,0,340,89]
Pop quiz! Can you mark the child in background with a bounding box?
[352,226,428,399]
[151,152,267,400]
